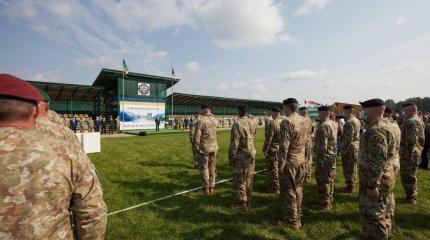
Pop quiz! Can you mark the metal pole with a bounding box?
[122,71,125,134]
[171,77,174,117]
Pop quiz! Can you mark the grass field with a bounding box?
[89,130,430,239]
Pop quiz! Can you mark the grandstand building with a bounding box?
[29,68,283,130]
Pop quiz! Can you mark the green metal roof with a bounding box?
[92,68,180,89]
[28,81,103,101]
[167,92,282,108]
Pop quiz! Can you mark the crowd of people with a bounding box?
[190,98,429,239]
[167,114,269,130]
[62,114,120,134]
[1,73,430,239]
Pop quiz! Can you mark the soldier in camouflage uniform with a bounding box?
[299,106,315,183]
[340,105,361,192]
[229,105,257,211]
[358,99,397,240]
[278,98,307,230]
[313,106,338,211]
[263,107,283,194]
[34,88,83,150]
[189,112,200,168]
[383,106,401,223]
[0,74,107,239]
[193,106,219,195]
[399,102,425,204]
[384,107,401,174]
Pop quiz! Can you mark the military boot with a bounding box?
[310,203,332,212]
[398,197,416,205]
[340,185,354,193]
[230,201,248,211]
[203,187,210,195]
[278,220,300,230]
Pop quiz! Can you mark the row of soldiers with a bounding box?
[189,98,425,239]
[170,114,268,130]
[66,115,120,134]
[0,74,107,239]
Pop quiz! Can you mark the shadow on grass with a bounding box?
[395,213,430,230]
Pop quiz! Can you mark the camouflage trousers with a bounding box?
[341,146,359,188]
[315,156,336,206]
[233,159,255,203]
[280,163,305,225]
[304,144,313,182]
[359,192,395,240]
[266,151,285,191]
[191,145,198,166]
[400,157,420,199]
[197,152,217,188]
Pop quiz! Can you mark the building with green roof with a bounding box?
[28,68,285,130]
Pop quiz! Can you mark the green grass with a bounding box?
[89,130,430,239]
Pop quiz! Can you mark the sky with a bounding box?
[1,0,429,105]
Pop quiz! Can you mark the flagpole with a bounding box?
[122,69,125,134]
[122,53,125,134]
[171,63,174,118]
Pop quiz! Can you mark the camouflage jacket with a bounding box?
[36,114,82,150]
[340,116,361,153]
[228,116,258,164]
[0,127,107,239]
[279,113,307,168]
[314,120,338,160]
[193,115,219,154]
[359,118,397,193]
[263,117,282,154]
[303,116,314,148]
[189,116,200,143]
[386,118,401,172]
[399,115,425,161]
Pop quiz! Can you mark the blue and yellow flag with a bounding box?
[122,58,129,75]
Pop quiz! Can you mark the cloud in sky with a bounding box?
[93,0,197,32]
[185,61,200,72]
[294,0,330,16]
[199,0,289,48]
[216,78,268,100]
[1,0,430,103]
[31,70,65,83]
[281,69,331,81]
[395,16,405,25]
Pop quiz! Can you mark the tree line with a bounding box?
[385,97,430,113]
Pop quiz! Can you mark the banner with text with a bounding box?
[119,101,165,130]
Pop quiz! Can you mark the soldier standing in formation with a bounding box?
[340,105,361,193]
[384,107,402,174]
[0,74,107,239]
[278,98,307,229]
[193,105,219,195]
[312,106,338,211]
[263,107,283,194]
[358,99,397,239]
[189,112,200,168]
[399,102,425,204]
[299,106,314,183]
[229,105,257,210]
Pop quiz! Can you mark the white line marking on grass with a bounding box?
[107,168,268,216]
